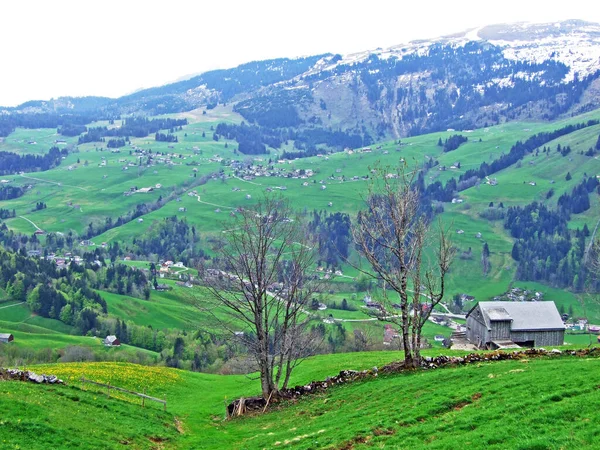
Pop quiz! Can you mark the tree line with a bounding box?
[438,134,468,152]
[0,113,94,137]
[423,121,600,203]
[0,146,67,175]
[0,185,25,201]
[458,120,599,185]
[78,117,187,144]
[506,176,599,291]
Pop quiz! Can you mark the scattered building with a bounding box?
[0,333,14,343]
[363,295,381,309]
[466,301,565,349]
[103,335,120,347]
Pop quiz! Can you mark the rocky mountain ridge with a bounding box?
[4,20,600,142]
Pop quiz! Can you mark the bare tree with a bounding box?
[352,164,454,368]
[202,195,320,399]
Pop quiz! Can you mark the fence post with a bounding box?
[142,388,146,408]
[107,382,110,397]
[164,394,167,412]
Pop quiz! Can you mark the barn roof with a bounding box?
[485,307,512,321]
[468,301,565,331]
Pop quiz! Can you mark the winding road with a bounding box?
[18,216,41,231]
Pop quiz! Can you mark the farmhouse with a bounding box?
[103,335,120,347]
[466,301,565,349]
[0,333,14,343]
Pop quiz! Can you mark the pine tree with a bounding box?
[511,242,520,261]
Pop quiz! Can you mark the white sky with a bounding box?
[1,0,599,107]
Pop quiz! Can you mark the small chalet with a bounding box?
[0,333,14,343]
[103,335,120,347]
[466,301,565,349]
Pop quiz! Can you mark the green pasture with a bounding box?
[0,128,76,155]
[2,349,599,448]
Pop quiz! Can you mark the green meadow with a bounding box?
[2,351,600,448]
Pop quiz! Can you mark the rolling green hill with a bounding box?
[2,351,600,449]
[3,105,600,367]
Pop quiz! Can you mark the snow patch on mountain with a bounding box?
[311,20,600,84]
[497,34,600,81]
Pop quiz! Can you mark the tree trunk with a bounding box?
[414,327,423,367]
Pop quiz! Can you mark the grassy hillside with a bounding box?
[0,302,159,363]
[2,351,600,448]
[4,107,600,365]
[219,355,600,449]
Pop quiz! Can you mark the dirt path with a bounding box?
[196,195,234,210]
[18,215,41,231]
[20,174,88,191]
[0,301,26,310]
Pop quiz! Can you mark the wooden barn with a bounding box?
[466,301,565,349]
[103,335,121,347]
[0,333,14,343]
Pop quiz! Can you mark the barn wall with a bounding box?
[490,321,511,340]
[510,330,564,347]
[466,311,489,348]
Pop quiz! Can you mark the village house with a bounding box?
[383,324,399,345]
[466,301,565,349]
[103,335,120,347]
[363,295,382,310]
[0,333,14,343]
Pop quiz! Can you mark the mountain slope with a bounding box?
[5,20,600,143]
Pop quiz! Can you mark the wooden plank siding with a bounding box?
[466,310,489,348]
[510,330,564,347]
[490,320,511,340]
